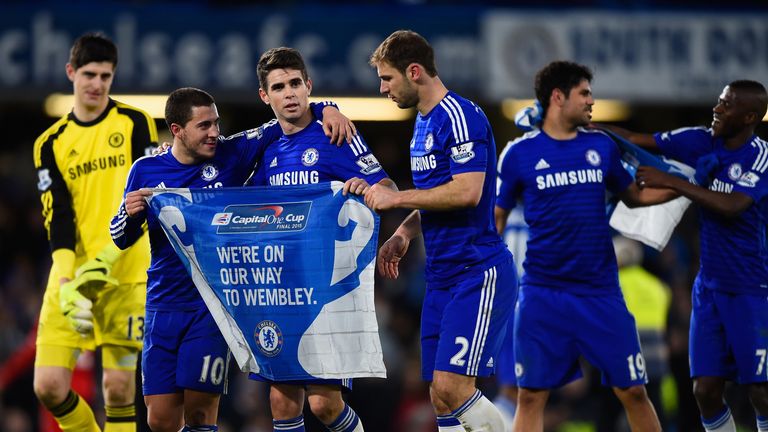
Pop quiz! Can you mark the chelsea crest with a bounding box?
[255,320,283,357]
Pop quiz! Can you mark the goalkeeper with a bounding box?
[32,33,155,432]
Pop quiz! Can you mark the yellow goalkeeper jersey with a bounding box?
[33,99,157,284]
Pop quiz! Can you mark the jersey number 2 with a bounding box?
[450,337,470,367]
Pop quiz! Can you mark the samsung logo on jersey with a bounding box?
[709,178,733,194]
[536,169,603,190]
[269,171,319,186]
[68,155,126,180]
[215,202,311,233]
[411,155,436,172]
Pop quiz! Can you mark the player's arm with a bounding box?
[593,123,659,151]
[343,177,397,196]
[366,171,484,212]
[494,206,511,235]
[495,139,521,235]
[635,165,753,217]
[34,133,77,284]
[378,210,421,279]
[336,133,396,196]
[617,181,678,208]
[111,165,152,250]
[368,124,492,211]
[311,101,357,145]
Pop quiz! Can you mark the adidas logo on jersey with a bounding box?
[156,182,167,189]
[535,159,550,170]
[486,357,494,367]
[270,157,278,167]
[68,149,79,158]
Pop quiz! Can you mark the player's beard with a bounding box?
[395,82,419,109]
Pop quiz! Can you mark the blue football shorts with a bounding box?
[514,284,647,389]
[689,277,768,384]
[248,374,353,392]
[142,307,231,395]
[421,256,517,381]
[496,313,518,386]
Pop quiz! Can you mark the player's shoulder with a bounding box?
[33,116,71,167]
[35,115,70,148]
[434,92,490,142]
[746,135,768,173]
[577,126,616,142]
[658,126,712,142]
[112,99,155,125]
[436,92,487,121]
[221,118,281,144]
[504,130,542,152]
[498,130,541,165]
[130,149,172,171]
[577,128,627,157]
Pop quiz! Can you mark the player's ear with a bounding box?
[744,110,758,125]
[169,123,183,138]
[551,88,565,107]
[406,63,420,81]
[65,63,76,82]
[306,78,312,96]
[259,88,270,105]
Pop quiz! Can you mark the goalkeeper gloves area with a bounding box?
[59,279,95,335]
[73,244,122,299]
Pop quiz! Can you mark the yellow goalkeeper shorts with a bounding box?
[36,270,145,354]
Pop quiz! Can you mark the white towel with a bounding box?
[610,196,691,250]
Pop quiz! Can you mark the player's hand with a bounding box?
[321,106,357,145]
[73,243,122,299]
[343,177,371,196]
[636,166,674,189]
[59,278,95,335]
[364,183,399,211]
[124,189,153,218]
[152,141,172,155]
[377,234,409,279]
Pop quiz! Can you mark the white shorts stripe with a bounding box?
[465,269,489,375]
[473,267,497,375]
[466,266,496,375]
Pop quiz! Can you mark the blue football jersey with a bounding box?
[252,119,388,186]
[655,127,768,295]
[496,128,633,294]
[411,91,510,284]
[111,121,282,310]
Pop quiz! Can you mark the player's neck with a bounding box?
[71,98,109,123]
[416,78,448,116]
[170,140,206,165]
[277,109,313,135]
[722,128,754,150]
[542,116,579,140]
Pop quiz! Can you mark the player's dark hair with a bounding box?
[69,32,118,70]
[728,79,768,122]
[165,87,215,130]
[369,30,438,77]
[535,61,593,116]
[257,47,309,91]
